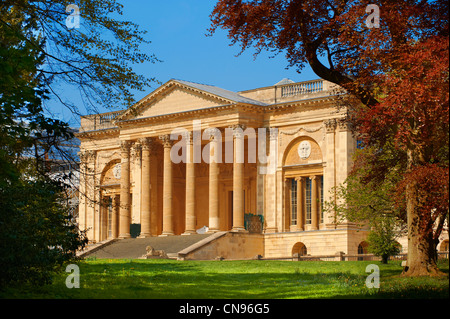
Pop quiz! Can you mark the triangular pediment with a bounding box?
[137,86,224,118]
[117,79,267,121]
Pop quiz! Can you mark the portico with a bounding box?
[111,129,254,237]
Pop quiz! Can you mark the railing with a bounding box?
[259,251,449,262]
[80,110,124,132]
[244,214,264,234]
[281,79,324,98]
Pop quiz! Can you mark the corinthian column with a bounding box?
[183,132,196,235]
[232,124,246,232]
[139,137,153,238]
[159,135,174,236]
[208,134,220,232]
[119,141,132,239]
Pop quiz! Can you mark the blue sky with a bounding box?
[50,0,317,127]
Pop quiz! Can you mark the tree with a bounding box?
[367,218,401,264]
[1,0,159,116]
[0,170,88,287]
[0,0,156,286]
[210,0,449,276]
[354,36,449,275]
[328,147,406,264]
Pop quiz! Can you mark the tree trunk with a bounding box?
[402,149,444,277]
[404,211,442,277]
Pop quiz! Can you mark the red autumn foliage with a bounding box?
[210,0,449,276]
[354,36,449,154]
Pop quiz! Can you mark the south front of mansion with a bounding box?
[76,78,449,259]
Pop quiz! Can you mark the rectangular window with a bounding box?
[306,178,312,224]
[291,179,297,225]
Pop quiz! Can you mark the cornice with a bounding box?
[266,96,336,111]
[75,128,120,139]
[116,103,264,128]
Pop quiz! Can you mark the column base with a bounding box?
[290,225,304,232]
[159,232,174,237]
[118,233,131,239]
[181,231,196,236]
[231,227,248,233]
[138,233,152,238]
[207,229,220,234]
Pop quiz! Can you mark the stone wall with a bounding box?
[264,229,369,258]
[178,232,264,260]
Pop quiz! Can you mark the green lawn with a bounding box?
[2,259,448,299]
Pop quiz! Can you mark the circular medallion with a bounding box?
[298,141,312,160]
[113,163,121,179]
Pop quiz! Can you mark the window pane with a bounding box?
[306,178,311,224]
[291,179,297,225]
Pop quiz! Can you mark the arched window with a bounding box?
[358,241,369,254]
[357,241,369,261]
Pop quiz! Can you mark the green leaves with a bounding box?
[0,177,88,287]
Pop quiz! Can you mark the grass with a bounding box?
[1,259,448,299]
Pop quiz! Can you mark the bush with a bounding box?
[0,177,87,288]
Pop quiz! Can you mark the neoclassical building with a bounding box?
[77,77,420,258]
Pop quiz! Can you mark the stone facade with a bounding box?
[76,78,448,259]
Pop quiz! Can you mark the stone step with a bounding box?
[83,234,211,259]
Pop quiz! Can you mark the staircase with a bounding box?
[80,234,211,259]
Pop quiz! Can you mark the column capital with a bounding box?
[181,131,193,144]
[324,119,337,133]
[159,135,174,148]
[295,176,306,182]
[230,124,247,138]
[139,137,152,148]
[140,137,158,153]
[120,140,132,153]
[79,150,96,163]
[338,118,352,131]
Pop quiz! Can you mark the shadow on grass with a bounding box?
[2,259,448,299]
[47,260,375,299]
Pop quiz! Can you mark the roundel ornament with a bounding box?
[298,141,312,160]
[113,163,121,179]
